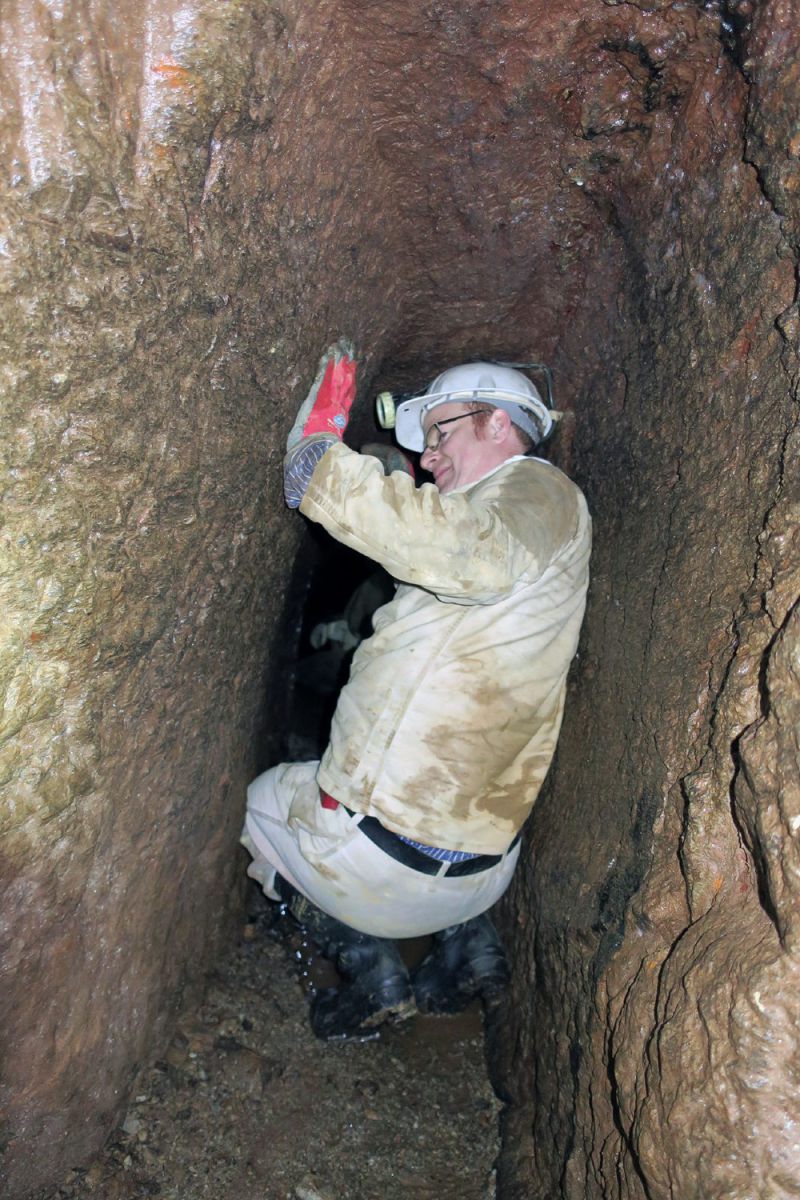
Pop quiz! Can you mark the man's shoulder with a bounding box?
[469,455,590,561]
[471,454,584,506]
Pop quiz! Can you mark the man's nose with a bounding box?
[420,443,437,470]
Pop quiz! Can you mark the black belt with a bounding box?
[347,808,522,878]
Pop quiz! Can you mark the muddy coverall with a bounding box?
[243,442,591,937]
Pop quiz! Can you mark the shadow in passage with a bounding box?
[282,530,395,765]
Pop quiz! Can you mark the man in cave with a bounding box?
[242,355,591,1040]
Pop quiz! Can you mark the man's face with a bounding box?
[420,402,501,494]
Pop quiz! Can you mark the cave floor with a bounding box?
[39,886,500,1200]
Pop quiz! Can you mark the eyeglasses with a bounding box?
[423,411,478,452]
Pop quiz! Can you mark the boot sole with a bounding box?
[311,985,417,1041]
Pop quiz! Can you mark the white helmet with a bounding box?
[393,362,554,453]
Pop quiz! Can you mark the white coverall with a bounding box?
[244,442,591,937]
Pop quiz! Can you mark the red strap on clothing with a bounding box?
[320,789,340,811]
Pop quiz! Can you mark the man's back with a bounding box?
[310,452,591,853]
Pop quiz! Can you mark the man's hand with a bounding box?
[360,443,415,479]
[287,339,357,450]
[284,433,339,508]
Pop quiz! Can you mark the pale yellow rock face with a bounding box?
[1,2,798,1198]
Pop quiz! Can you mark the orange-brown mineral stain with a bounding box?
[151,62,195,88]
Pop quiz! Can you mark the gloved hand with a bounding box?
[360,443,415,479]
[309,619,360,652]
[284,433,339,508]
[287,338,357,450]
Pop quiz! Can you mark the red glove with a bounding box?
[287,340,357,449]
[302,353,357,438]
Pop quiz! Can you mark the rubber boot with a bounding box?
[411,913,509,1015]
[283,884,416,1040]
[310,928,416,1041]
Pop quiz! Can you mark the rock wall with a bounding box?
[0,1,797,1198]
[0,3,409,1193]
[493,3,800,1198]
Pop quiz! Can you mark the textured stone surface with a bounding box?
[0,2,798,1198]
[0,3,409,1193]
[492,4,800,1198]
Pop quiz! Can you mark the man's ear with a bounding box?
[489,407,513,442]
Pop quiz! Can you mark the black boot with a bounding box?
[283,887,415,1039]
[411,914,509,1015]
[311,927,416,1040]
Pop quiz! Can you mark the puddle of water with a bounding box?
[387,1001,484,1064]
[268,906,486,1061]
[397,933,432,970]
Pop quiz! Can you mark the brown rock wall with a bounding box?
[0,3,410,1193]
[494,4,800,1198]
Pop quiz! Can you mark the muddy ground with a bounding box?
[36,885,501,1200]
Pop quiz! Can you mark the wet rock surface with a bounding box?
[32,889,500,1200]
[490,1,800,1193]
[1,1,799,1198]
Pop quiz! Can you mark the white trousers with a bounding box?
[242,761,521,939]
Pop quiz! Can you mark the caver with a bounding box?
[243,349,592,1038]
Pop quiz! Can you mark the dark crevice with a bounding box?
[598,37,664,113]
[716,0,756,78]
[590,790,661,984]
[605,1029,656,1200]
[727,596,800,946]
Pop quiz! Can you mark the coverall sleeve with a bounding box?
[299,442,562,604]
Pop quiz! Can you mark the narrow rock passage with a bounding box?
[37,887,500,1200]
[4,2,800,1197]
